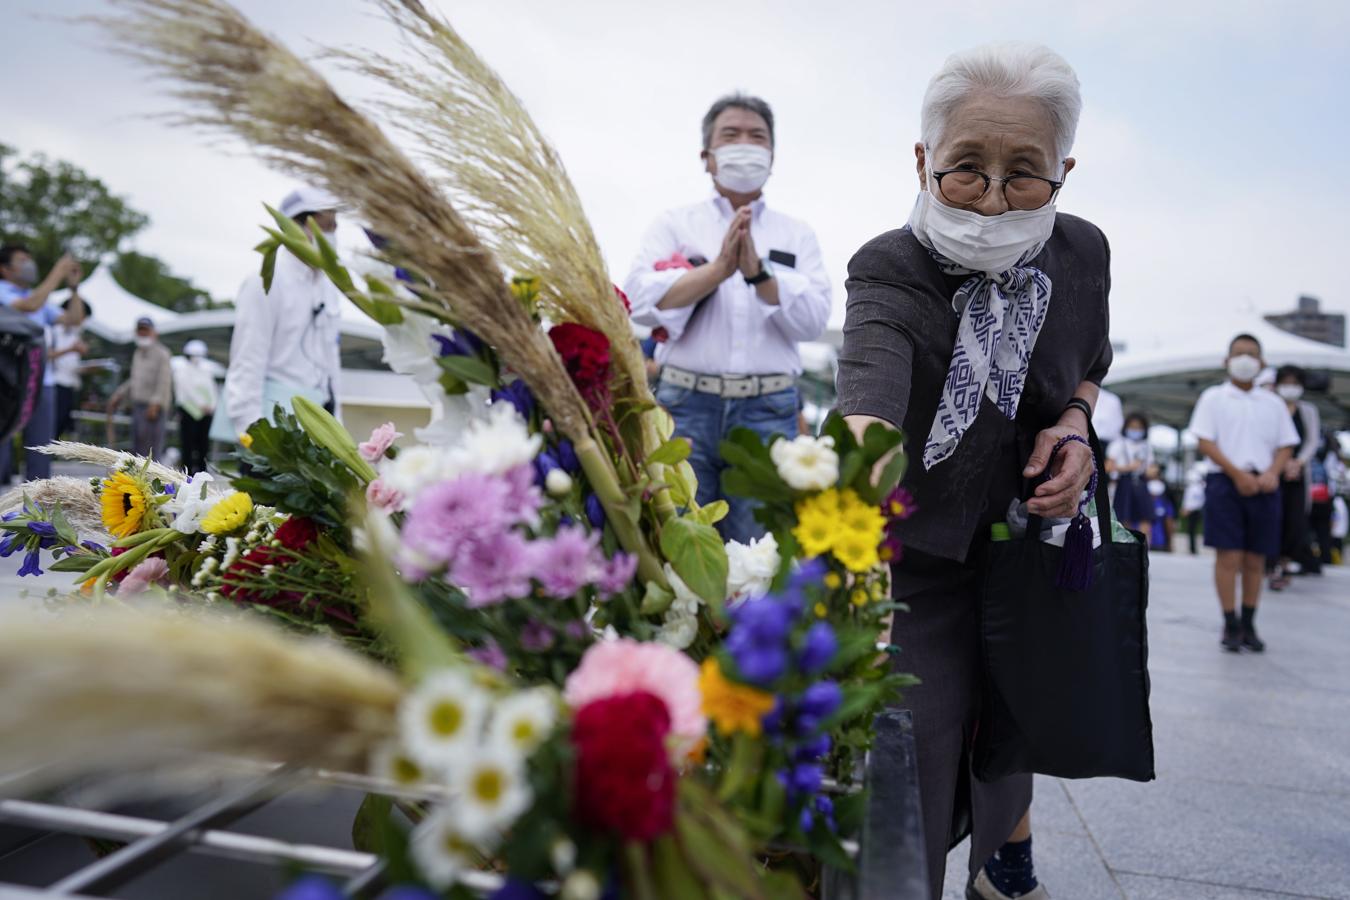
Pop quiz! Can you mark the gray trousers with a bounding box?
[132,402,168,460]
[892,555,1032,899]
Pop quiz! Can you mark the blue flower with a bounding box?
[533,450,562,485]
[274,875,343,900]
[557,439,580,473]
[492,379,535,420]
[2,511,19,522]
[799,805,815,833]
[28,521,57,538]
[584,493,606,530]
[730,645,787,686]
[796,681,842,732]
[488,879,549,900]
[795,732,832,762]
[0,532,17,558]
[162,483,177,496]
[82,540,107,554]
[559,513,575,528]
[433,328,485,358]
[815,794,837,830]
[791,556,829,588]
[761,696,787,736]
[798,621,838,674]
[787,762,823,797]
[18,550,42,578]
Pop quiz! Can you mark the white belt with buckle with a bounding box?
[659,365,794,399]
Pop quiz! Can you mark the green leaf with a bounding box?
[666,460,697,508]
[292,396,378,483]
[874,444,909,496]
[716,732,761,803]
[48,555,101,574]
[49,504,79,548]
[259,244,279,293]
[357,275,407,325]
[838,449,863,491]
[808,818,856,872]
[640,580,675,616]
[690,499,728,526]
[350,793,392,854]
[649,835,709,900]
[862,421,903,459]
[674,815,762,899]
[436,353,500,387]
[621,842,659,900]
[660,516,728,606]
[646,437,692,467]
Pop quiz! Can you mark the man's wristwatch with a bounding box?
[744,260,772,286]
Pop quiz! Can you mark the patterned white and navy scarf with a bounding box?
[920,248,1052,470]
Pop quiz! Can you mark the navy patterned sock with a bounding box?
[984,835,1038,896]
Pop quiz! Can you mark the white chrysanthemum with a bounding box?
[163,472,217,534]
[770,434,839,491]
[656,610,699,650]
[448,743,533,833]
[410,806,497,889]
[400,669,490,770]
[370,740,428,789]
[380,445,452,504]
[444,403,542,477]
[726,532,780,601]
[489,687,558,754]
[662,563,704,617]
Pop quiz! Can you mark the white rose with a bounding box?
[770,435,839,491]
[726,532,780,601]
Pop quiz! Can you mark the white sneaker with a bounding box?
[967,867,1051,900]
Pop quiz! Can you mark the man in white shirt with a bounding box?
[1188,334,1299,653]
[624,93,831,542]
[173,339,218,474]
[51,298,91,440]
[220,186,343,441]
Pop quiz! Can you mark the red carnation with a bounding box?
[571,691,676,842]
[275,516,319,552]
[549,323,612,402]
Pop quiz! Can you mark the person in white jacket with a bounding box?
[173,340,218,474]
[219,186,343,442]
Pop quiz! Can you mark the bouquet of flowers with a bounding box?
[0,0,923,895]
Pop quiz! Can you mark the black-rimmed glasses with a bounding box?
[931,167,1063,211]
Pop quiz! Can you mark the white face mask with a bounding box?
[1228,354,1262,383]
[908,180,1058,275]
[1148,480,1166,497]
[1276,384,1304,401]
[711,143,772,194]
[135,336,154,349]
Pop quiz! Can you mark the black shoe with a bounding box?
[1222,625,1243,653]
[1241,626,1265,653]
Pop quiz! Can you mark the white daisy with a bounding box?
[448,743,532,833]
[400,669,490,769]
[489,687,558,755]
[410,806,496,889]
[769,434,839,491]
[369,740,428,789]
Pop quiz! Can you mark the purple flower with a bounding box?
[492,379,535,420]
[798,621,838,674]
[433,328,485,358]
[0,532,17,558]
[584,493,605,529]
[731,645,787,686]
[275,876,343,900]
[730,596,795,645]
[787,762,823,796]
[760,696,787,735]
[451,530,534,607]
[533,450,561,486]
[82,540,107,554]
[17,550,42,578]
[564,620,588,641]
[791,556,829,588]
[520,619,555,652]
[1,511,19,522]
[363,228,389,249]
[596,552,638,599]
[531,526,599,598]
[489,880,549,900]
[815,794,836,830]
[402,474,513,565]
[468,640,509,671]
[501,465,543,525]
[162,483,177,496]
[27,521,56,538]
[556,439,580,473]
[800,681,842,718]
[795,732,832,762]
[799,806,815,834]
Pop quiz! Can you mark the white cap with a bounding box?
[184,339,208,358]
[278,185,342,219]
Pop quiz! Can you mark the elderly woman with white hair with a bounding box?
[836,43,1111,900]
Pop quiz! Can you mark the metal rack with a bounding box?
[0,713,927,899]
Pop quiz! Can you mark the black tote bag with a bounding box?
[973,428,1155,783]
[0,305,46,443]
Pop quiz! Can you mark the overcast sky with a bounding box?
[7,0,1349,352]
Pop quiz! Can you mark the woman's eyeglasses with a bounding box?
[931,168,1063,211]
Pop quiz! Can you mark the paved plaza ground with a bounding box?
[1,475,1347,899]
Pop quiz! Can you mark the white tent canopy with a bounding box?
[48,262,182,344]
[1106,317,1350,385]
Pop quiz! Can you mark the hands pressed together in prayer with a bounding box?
[714,206,764,280]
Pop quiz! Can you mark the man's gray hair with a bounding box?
[701,93,775,150]
[921,42,1082,164]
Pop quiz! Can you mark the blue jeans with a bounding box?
[0,384,54,483]
[655,381,799,544]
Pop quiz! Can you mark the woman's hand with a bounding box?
[1024,425,1094,518]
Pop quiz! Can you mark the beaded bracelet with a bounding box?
[1050,433,1098,511]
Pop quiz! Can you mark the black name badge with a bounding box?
[768,249,796,268]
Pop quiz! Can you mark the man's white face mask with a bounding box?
[711,143,772,194]
[908,154,1059,274]
[1228,354,1263,383]
[135,336,154,349]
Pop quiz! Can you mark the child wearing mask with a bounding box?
[1269,365,1321,586]
[1106,412,1154,540]
[1188,334,1299,653]
[1147,470,1175,552]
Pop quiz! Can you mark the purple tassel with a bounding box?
[1056,511,1095,590]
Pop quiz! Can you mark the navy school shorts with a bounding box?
[1203,472,1281,557]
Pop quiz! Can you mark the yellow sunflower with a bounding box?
[200,492,255,535]
[100,471,149,538]
[699,658,777,737]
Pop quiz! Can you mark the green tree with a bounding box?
[0,142,148,274]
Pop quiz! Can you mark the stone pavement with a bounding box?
[942,552,1350,900]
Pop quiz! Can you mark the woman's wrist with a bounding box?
[1058,407,1089,435]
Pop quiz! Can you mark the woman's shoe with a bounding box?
[967,867,1051,899]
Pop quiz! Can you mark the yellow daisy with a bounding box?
[832,530,881,573]
[699,658,777,737]
[200,492,254,535]
[793,488,843,557]
[100,471,148,538]
[838,493,886,542]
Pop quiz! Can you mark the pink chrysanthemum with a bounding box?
[531,525,599,598]
[563,639,706,758]
[120,557,170,595]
